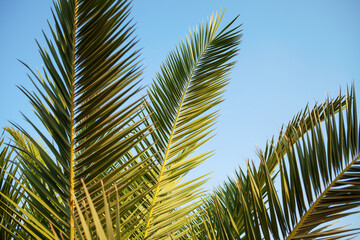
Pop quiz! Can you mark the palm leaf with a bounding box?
[142,11,242,239]
[200,89,350,239]
[281,86,360,239]
[212,86,360,240]
[1,0,151,239]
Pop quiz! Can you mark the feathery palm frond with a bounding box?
[279,86,360,239]
[142,11,242,239]
[203,86,360,240]
[0,0,152,239]
[198,88,355,239]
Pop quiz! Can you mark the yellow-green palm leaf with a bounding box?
[1,0,151,239]
[143,11,242,239]
[0,132,26,239]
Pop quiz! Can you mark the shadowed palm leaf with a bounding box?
[200,86,360,239]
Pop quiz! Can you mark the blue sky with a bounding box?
[1,0,360,232]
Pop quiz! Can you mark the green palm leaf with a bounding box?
[143,11,242,239]
[1,0,151,239]
[204,86,360,240]
[4,0,357,239]
[281,86,360,239]
[199,90,351,239]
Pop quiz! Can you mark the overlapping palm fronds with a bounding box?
[71,180,124,240]
[0,0,243,239]
[2,0,359,239]
[0,132,25,239]
[69,11,242,239]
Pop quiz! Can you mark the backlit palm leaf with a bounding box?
[142,11,242,239]
[3,0,357,239]
[1,0,150,239]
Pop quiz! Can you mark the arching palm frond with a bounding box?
[279,86,360,239]
[200,88,358,239]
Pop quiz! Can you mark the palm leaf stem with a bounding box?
[69,1,79,239]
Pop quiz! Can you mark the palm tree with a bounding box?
[1,0,359,240]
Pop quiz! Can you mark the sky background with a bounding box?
[1,0,360,234]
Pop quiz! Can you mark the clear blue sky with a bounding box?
[1,0,360,232]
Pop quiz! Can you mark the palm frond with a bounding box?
[72,180,120,240]
[281,86,360,239]
[1,0,150,239]
[201,89,353,239]
[143,11,242,239]
[233,86,359,240]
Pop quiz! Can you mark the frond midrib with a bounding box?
[69,1,79,239]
